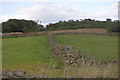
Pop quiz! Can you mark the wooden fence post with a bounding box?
[82,56,85,64]
[99,56,101,66]
[93,56,95,62]
[93,56,96,66]
[106,58,109,65]
[87,53,90,65]
[64,63,67,78]
[87,53,90,61]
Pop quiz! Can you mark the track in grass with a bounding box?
[2,36,57,66]
[55,34,118,61]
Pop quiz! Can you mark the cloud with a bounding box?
[0,2,118,25]
[31,0,52,2]
[4,3,87,25]
[1,0,119,2]
[89,3,118,20]
[0,15,10,22]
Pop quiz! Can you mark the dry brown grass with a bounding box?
[2,28,107,37]
[2,62,118,78]
[49,28,107,34]
[67,64,118,78]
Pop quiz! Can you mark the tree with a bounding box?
[2,19,44,33]
[46,18,119,32]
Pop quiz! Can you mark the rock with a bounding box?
[12,70,26,78]
[32,74,41,78]
[1,69,47,79]
[2,74,9,78]
[64,46,74,51]
[2,69,13,78]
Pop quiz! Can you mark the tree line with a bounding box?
[1,18,119,33]
[46,18,119,32]
[2,19,45,33]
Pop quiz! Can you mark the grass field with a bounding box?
[2,35,118,78]
[2,36,57,66]
[2,36,64,77]
[55,34,118,61]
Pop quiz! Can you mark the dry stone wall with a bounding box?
[47,34,118,66]
[1,70,45,79]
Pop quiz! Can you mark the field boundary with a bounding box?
[2,28,119,37]
[54,32,118,36]
[2,31,118,38]
[47,34,118,67]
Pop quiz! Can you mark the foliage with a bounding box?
[46,19,119,32]
[2,19,44,33]
[1,18,119,33]
[105,22,119,32]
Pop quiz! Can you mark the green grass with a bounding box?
[55,34,118,61]
[2,36,57,66]
[2,36,64,77]
[2,35,118,78]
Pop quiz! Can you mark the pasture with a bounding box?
[2,36,57,66]
[2,34,118,78]
[55,34,118,61]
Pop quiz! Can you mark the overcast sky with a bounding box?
[0,0,119,25]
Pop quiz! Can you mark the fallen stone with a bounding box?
[12,70,26,78]
[2,69,13,78]
[32,74,41,78]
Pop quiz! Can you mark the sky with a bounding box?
[0,0,119,26]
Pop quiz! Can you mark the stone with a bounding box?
[64,46,74,51]
[32,74,41,78]
[12,70,26,78]
[2,69,13,78]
